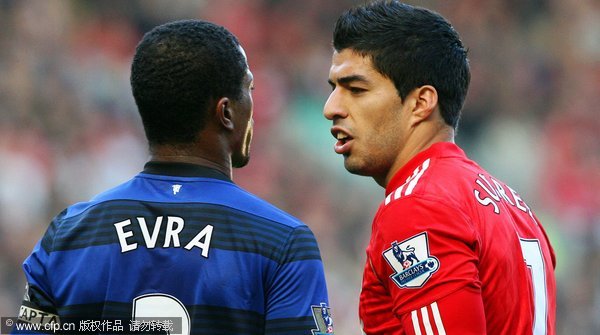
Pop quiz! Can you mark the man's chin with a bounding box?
[343,160,370,177]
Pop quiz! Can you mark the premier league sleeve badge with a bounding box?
[311,303,334,334]
[382,232,440,288]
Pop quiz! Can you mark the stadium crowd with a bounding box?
[0,0,598,333]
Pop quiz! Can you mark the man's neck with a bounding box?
[378,125,454,188]
[150,146,232,180]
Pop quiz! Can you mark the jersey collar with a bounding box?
[385,142,466,196]
[142,161,232,182]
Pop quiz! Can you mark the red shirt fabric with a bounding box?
[359,142,556,335]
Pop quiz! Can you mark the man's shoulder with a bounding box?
[226,184,306,229]
[60,174,306,230]
[43,176,311,258]
[384,154,479,208]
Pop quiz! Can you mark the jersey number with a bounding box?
[519,239,548,335]
[132,294,191,335]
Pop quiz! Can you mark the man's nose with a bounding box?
[323,90,347,120]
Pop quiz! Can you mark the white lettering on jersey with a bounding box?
[114,216,213,257]
[18,305,60,326]
[163,216,184,248]
[184,225,213,258]
[473,173,535,220]
[138,216,162,248]
[114,219,137,252]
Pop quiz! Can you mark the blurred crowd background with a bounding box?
[0,0,598,333]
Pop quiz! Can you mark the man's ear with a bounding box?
[216,97,234,131]
[410,85,438,125]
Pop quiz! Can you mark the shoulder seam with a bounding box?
[385,158,431,206]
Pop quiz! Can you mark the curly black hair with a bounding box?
[333,0,470,129]
[131,20,247,146]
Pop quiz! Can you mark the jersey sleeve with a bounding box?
[369,195,484,332]
[397,286,486,334]
[264,225,333,335]
[12,222,60,334]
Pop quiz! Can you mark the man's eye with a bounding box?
[349,87,366,94]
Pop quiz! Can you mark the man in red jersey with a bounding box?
[324,1,556,334]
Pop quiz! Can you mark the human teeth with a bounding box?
[337,133,348,140]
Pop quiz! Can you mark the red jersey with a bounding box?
[359,142,556,335]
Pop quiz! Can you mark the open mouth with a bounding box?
[333,130,353,155]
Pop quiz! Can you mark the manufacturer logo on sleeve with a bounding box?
[382,232,439,288]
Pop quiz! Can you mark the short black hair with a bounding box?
[333,0,470,129]
[131,19,247,146]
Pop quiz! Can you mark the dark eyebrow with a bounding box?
[328,75,370,87]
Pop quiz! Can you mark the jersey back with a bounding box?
[17,164,332,335]
[359,143,556,335]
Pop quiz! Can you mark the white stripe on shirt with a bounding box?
[431,302,446,335]
[410,302,446,335]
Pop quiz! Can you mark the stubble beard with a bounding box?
[344,152,390,186]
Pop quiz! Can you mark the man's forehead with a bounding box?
[329,49,377,80]
[327,49,397,91]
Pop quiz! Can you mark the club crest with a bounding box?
[382,232,440,288]
[311,303,334,334]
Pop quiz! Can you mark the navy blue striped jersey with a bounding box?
[15,162,333,335]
